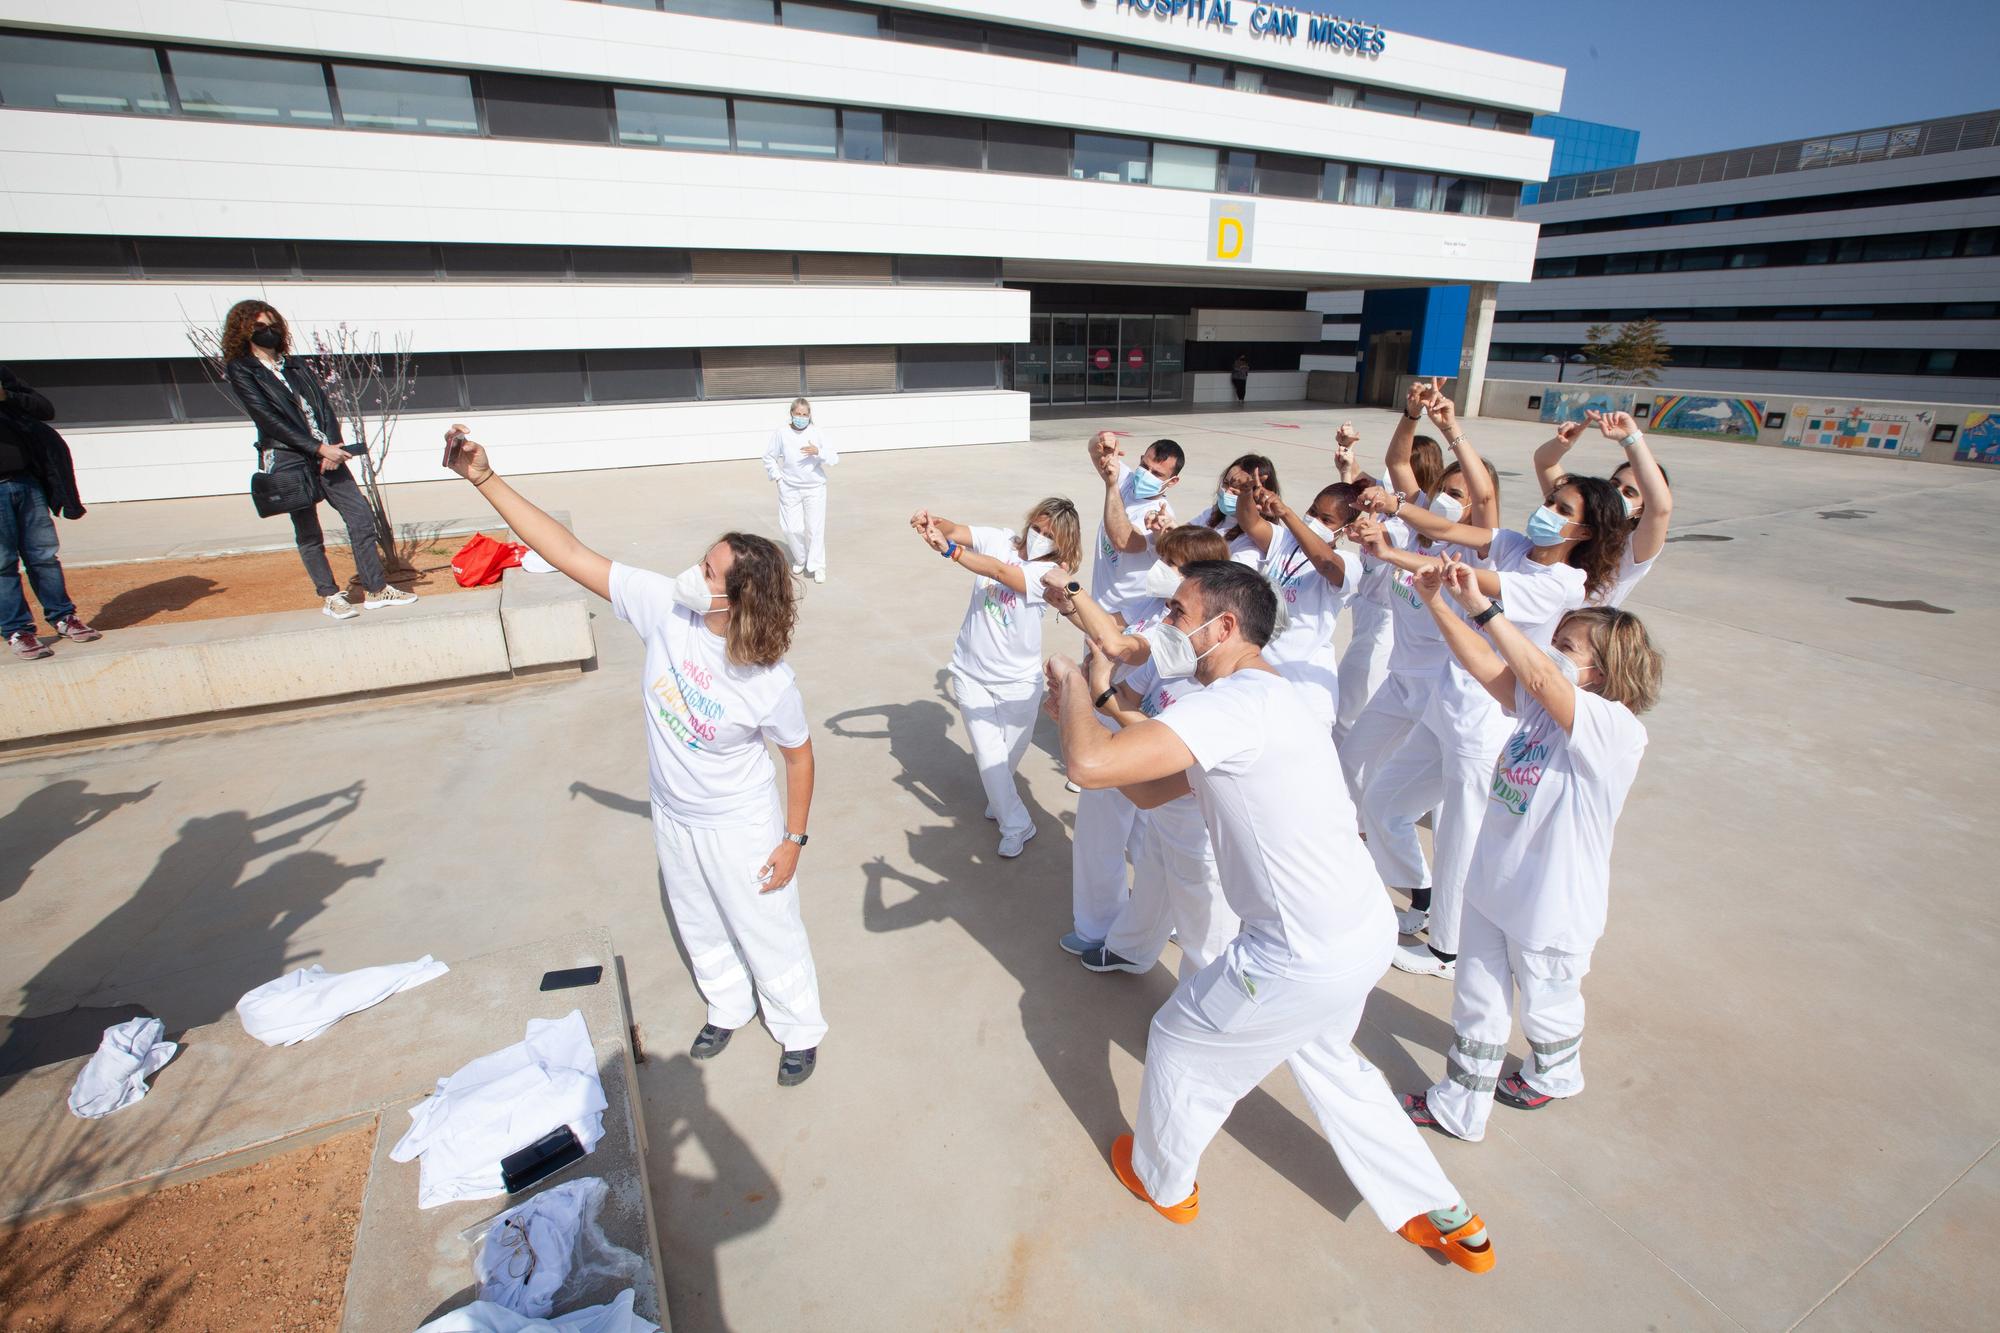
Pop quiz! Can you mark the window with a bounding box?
[1417,99,1472,125]
[170,360,244,422]
[1924,232,1958,259]
[1861,235,1928,263]
[1231,68,1263,94]
[735,100,837,156]
[1778,348,1833,372]
[1536,256,1579,279]
[1119,52,1192,83]
[438,244,566,279]
[1728,250,1768,269]
[1485,183,1519,218]
[662,0,775,20]
[798,253,891,282]
[1076,45,1116,71]
[841,109,885,162]
[1256,152,1319,200]
[8,359,174,426]
[137,238,293,277]
[1223,150,1255,194]
[691,251,795,281]
[571,246,692,281]
[1155,143,1220,192]
[1319,162,1349,203]
[615,88,728,149]
[1440,175,1485,214]
[897,255,998,284]
[806,345,896,394]
[1343,165,1379,206]
[295,242,437,278]
[1380,169,1436,211]
[403,355,466,413]
[462,351,585,408]
[333,64,476,133]
[1356,88,1416,116]
[984,29,1071,63]
[778,2,879,37]
[1193,62,1226,87]
[586,348,698,402]
[1923,350,1959,375]
[1859,348,1921,374]
[0,235,132,276]
[987,122,1068,177]
[895,113,982,169]
[167,50,332,125]
[901,344,997,391]
[886,13,983,50]
[0,34,169,115]
[1071,134,1147,184]
[701,346,803,398]
[481,73,608,142]
[1964,229,1998,257]
[1264,70,1330,103]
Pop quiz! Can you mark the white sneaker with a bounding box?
[1396,907,1429,936]
[1064,779,1082,794]
[791,564,805,575]
[322,594,360,621]
[812,569,826,584]
[363,584,418,609]
[998,826,1037,858]
[1391,942,1455,979]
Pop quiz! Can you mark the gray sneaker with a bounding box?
[363,584,418,609]
[322,594,360,621]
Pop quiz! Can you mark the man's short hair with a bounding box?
[1177,560,1277,647]
[1144,439,1186,477]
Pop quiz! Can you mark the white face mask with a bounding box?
[1428,491,1465,525]
[1146,614,1223,680]
[673,565,726,615]
[1304,516,1334,542]
[1023,530,1055,561]
[1541,641,1582,686]
[1142,560,1183,600]
[1621,492,1637,519]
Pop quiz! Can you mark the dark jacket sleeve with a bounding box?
[225,358,319,458]
[0,366,56,422]
[295,361,347,448]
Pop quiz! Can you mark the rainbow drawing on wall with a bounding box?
[1649,395,1763,444]
[1957,411,2000,466]
[1782,404,1927,457]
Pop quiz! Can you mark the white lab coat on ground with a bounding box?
[476,1177,619,1318]
[416,1290,658,1333]
[763,423,836,573]
[235,955,448,1046]
[68,1017,176,1119]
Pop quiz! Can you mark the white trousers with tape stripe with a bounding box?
[1072,785,1140,942]
[1426,904,1590,1141]
[776,481,828,573]
[652,798,828,1051]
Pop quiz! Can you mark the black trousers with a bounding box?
[1231,377,1247,401]
[279,458,386,597]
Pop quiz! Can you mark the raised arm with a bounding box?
[1355,483,1496,553]
[1418,560,1512,707]
[1425,393,1497,528]
[1349,512,1503,600]
[446,428,612,600]
[1333,420,1360,484]
[1534,420,1585,496]
[1045,656,1195,808]
[1043,570,1151,664]
[1257,487,1346,588]
[1440,559,1580,731]
[1091,432,1150,556]
[913,512,1034,595]
[1384,378,1431,497]
[1596,410,1672,564]
[1086,649,1152,730]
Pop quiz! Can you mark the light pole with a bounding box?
[1542,352,1591,383]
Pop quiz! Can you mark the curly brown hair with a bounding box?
[222,299,288,362]
[719,532,799,668]
[1551,474,1632,603]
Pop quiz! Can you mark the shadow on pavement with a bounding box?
[0,780,157,908]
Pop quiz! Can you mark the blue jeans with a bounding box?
[0,475,76,638]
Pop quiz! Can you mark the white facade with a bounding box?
[0,0,1561,502]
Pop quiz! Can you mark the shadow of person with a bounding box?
[90,575,222,630]
[822,699,963,818]
[570,781,650,819]
[0,780,157,907]
[0,784,369,1078]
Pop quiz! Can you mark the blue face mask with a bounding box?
[790,415,811,430]
[1216,489,1239,516]
[1132,469,1165,501]
[1525,504,1571,547]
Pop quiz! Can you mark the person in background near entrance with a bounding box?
[912,498,1082,858]
[1230,352,1250,405]
[1046,561,1494,1273]
[1194,454,1280,565]
[1399,558,1660,1142]
[443,426,828,1087]
[221,300,416,621]
[1534,409,1673,607]
[763,396,837,584]
[0,365,98,660]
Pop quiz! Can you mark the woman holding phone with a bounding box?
[443,426,828,1087]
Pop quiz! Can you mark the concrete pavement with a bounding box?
[4,404,1997,1330]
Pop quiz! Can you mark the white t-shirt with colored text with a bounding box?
[950,526,1058,688]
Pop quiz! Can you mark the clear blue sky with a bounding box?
[1302,0,1998,160]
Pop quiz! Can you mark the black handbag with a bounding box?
[250,460,321,518]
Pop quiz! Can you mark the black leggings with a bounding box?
[279,459,386,597]
[1231,377,1247,401]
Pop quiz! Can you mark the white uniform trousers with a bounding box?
[652,800,828,1051]
[776,481,828,573]
[1340,671,1429,846]
[1335,606,1393,739]
[1072,785,1140,941]
[1131,902,1461,1228]
[1102,815,1239,978]
[1360,696,1513,955]
[1427,905,1591,1141]
[951,670,1043,843]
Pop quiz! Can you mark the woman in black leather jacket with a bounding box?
[222,300,415,619]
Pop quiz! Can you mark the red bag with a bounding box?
[450,533,527,587]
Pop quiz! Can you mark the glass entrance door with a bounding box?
[1010,313,1051,398]
[1151,315,1185,401]
[1085,316,1119,402]
[1117,316,1153,400]
[1051,314,1086,403]
[1015,312,1188,405]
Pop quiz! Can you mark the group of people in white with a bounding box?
[439,378,1668,1275]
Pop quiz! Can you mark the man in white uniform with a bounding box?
[1045,560,1495,1273]
[762,397,838,582]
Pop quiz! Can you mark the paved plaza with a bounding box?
[4,405,1997,1330]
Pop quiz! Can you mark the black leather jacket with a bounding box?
[224,354,346,462]
[0,365,84,519]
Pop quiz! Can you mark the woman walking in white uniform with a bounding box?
[1398,558,1661,1140]
[762,397,838,583]
[911,498,1081,858]
[1535,409,1674,607]
[444,426,827,1086]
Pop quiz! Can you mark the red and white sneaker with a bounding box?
[8,630,53,660]
[53,615,101,642]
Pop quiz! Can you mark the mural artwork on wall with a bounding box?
[1538,387,1635,425]
[1782,404,1930,458]
[1956,411,2000,466]
[1649,394,1764,443]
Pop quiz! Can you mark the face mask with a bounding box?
[1216,490,1239,517]
[1525,505,1570,548]
[1428,491,1465,525]
[251,327,283,351]
[1542,641,1583,686]
[1142,561,1183,600]
[1131,469,1165,501]
[790,415,811,430]
[1023,530,1055,561]
[1621,493,1636,519]
[1146,614,1222,680]
[1304,516,1334,542]
[672,565,726,615]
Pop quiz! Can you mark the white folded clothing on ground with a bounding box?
[413,1289,657,1333]
[67,1017,177,1119]
[236,955,450,1047]
[391,1009,607,1209]
[520,550,557,574]
[476,1177,608,1317]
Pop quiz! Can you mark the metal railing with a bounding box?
[1537,109,2000,205]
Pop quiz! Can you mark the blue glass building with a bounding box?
[1522,115,1641,203]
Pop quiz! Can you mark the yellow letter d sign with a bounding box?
[1207,200,1254,263]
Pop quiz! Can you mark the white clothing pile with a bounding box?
[414,1289,658,1333]
[476,1177,611,1317]
[392,1009,607,1209]
[68,1017,176,1120]
[235,955,449,1046]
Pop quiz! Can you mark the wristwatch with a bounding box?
[784,832,810,847]
[1471,602,1504,626]
[1066,580,1083,595]
[1093,687,1117,708]
[1621,432,1645,448]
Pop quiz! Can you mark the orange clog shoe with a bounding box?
[1398,1212,1495,1273]
[1110,1134,1199,1224]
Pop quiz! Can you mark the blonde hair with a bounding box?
[1561,607,1662,714]
[789,397,811,417]
[1022,497,1083,572]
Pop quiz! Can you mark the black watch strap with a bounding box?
[1471,602,1504,626]
[1093,687,1117,708]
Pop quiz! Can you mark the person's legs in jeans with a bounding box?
[289,479,340,599]
[0,477,39,639]
[1,476,77,634]
[321,464,386,592]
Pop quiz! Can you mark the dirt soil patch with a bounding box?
[63,532,515,630]
[0,1125,373,1333]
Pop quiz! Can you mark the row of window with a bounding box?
[1497,301,2000,325]
[585,0,1532,131]
[1490,343,2000,378]
[0,31,1523,216]
[0,234,999,285]
[11,344,1002,428]
[1531,226,1999,280]
[1532,175,2000,237]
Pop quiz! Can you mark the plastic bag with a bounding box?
[460,1177,647,1319]
[452,533,528,587]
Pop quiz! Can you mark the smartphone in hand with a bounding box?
[442,427,468,469]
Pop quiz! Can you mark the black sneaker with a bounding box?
[1081,945,1148,974]
[690,1024,734,1060]
[778,1047,817,1087]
